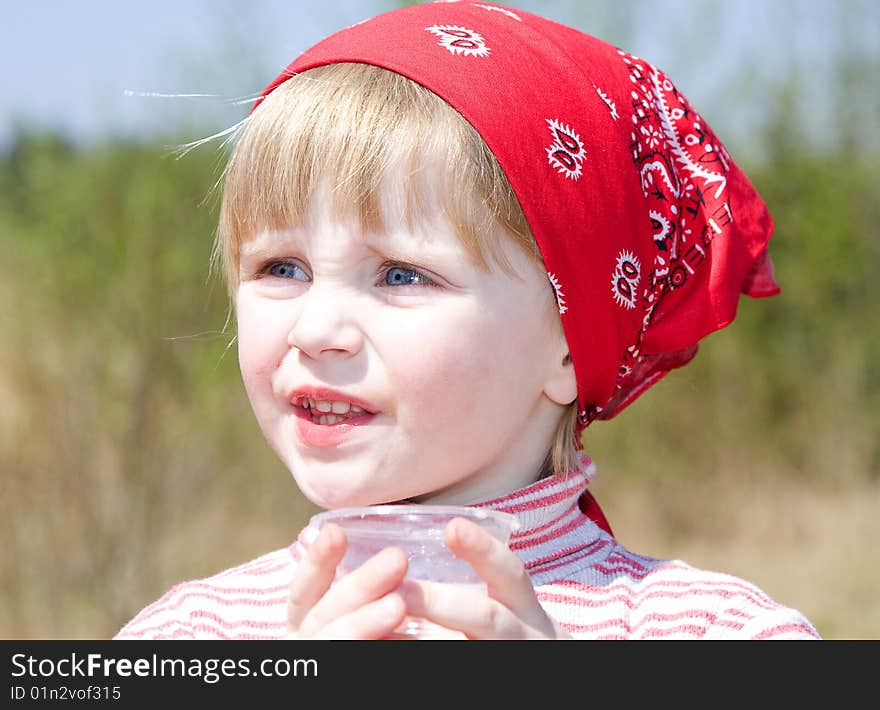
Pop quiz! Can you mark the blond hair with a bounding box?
[217,62,579,477]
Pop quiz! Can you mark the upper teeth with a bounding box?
[302,398,365,415]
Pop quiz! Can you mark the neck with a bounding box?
[408,466,544,506]
[409,395,563,505]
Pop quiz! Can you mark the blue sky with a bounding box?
[0,0,394,146]
[1,1,876,157]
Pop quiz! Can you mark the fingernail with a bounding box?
[312,528,331,557]
[453,518,479,547]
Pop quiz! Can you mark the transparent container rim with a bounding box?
[310,504,520,532]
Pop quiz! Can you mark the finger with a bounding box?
[399,579,544,640]
[317,592,407,640]
[445,518,555,635]
[298,546,409,637]
[287,523,347,631]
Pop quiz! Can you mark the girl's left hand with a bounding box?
[399,517,572,639]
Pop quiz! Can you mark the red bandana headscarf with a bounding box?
[253,1,780,443]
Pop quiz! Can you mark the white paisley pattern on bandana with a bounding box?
[545,118,586,181]
[425,25,490,56]
[547,272,568,315]
[611,250,641,310]
[473,3,522,21]
[594,86,619,121]
[611,48,735,386]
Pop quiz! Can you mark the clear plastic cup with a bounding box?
[309,504,520,639]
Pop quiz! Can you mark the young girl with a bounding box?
[116,2,819,640]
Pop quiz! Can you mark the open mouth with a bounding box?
[293,396,376,426]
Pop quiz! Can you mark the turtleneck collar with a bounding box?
[465,455,613,580]
[292,455,613,584]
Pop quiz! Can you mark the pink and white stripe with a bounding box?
[114,457,819,640]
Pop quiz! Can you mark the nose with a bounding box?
[286,282,364,359]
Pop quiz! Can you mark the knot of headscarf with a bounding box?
[253,1,779,443]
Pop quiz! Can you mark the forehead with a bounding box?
[239,169,486,259]
[239,177,481,263]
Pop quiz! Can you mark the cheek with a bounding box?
[236,320,264,382]
[382,294,558,431]
[235,297,288,387]
[399,346,491,402]
[381,314,510,421]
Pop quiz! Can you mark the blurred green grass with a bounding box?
[3,0,880,636]
[1,125,876,639]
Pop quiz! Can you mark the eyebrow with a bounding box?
[239,231,301,257]
[240,228,451,259]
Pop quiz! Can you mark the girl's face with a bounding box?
[235,183,572,509]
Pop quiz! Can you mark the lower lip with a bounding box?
[293,408,377,447]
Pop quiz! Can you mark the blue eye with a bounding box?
[266,261,309,281]
[385,265,432,286]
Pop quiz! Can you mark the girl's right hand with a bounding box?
[285,522,409,639]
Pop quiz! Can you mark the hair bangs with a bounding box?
[218,62,537,293]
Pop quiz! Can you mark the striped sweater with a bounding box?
[115,457,820,640]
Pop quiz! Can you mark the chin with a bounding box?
[296,480,387,510]
[287,458,443,509]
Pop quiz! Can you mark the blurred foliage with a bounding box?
[587,148,880,488]
[0,133,309,638]
[1,0,878,639]
[2,121,877,638]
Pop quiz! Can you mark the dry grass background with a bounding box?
[2,202,877,640]
[2,319,877,641]
[2,0,879,645]
[4,341,876,640]
[591,467,880,640]
[1,112,877,641]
